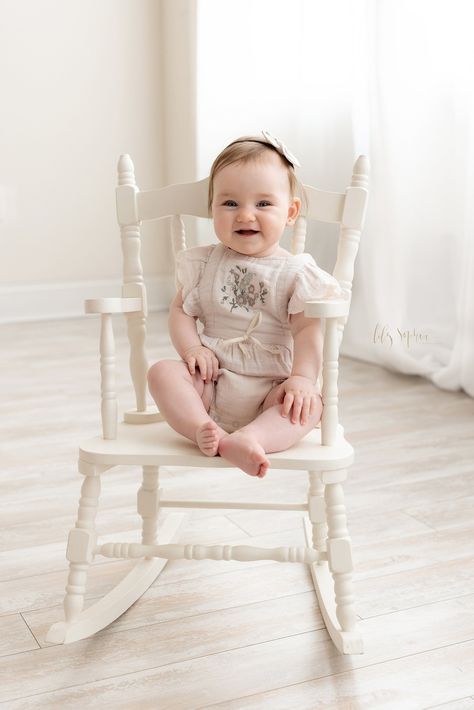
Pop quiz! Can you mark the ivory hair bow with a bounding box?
[261,129,301,168]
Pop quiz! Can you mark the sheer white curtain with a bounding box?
[194,0,474,396]
[344,0,474,397]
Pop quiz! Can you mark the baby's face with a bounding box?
[211,152,301,257]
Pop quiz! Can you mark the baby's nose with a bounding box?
[237,207,256,221]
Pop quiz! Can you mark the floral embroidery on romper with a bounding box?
[220,265,269,312]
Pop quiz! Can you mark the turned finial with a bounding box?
[117,154,136,186]
[351,155,369,189]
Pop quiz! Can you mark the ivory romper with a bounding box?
[175,242,344,433]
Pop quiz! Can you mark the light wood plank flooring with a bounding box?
[1,312,474,709]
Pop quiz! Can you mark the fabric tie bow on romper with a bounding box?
[219,310,281,358]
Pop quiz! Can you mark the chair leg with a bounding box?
[307,471,327,563]
[63,470,101,626]
[46,463,187,645]
[303,469,363,654]
[325,479,358,633]
[138,465,160,553]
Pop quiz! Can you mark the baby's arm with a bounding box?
[168,289,219,382]
[282,311,323,424]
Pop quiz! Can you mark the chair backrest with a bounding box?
[116,154,369,414]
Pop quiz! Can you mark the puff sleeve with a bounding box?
[174,245,214,318]
[287,254,346,319]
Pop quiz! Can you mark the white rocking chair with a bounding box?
[46,153,369,654]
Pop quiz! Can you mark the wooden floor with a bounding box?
[1,312,474,709]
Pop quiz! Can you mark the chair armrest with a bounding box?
[84,297,142,314]
[304,299,350,319]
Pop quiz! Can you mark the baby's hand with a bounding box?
[281,375,321,425]
[183,345,219,383]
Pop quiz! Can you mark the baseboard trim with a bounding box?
[0,276,175,324]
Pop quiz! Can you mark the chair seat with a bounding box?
[79,420,354,470]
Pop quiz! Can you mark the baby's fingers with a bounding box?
[196,355,208,381]
[309,393,321,417]
[291,394,303,424]
[186,355,196,375]
[281,393,294,418]
[301,396,311,425]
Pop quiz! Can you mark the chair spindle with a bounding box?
[171,214,187,254]
[117,154,149,414]
[333,155,369,348]
[291,214,307,255]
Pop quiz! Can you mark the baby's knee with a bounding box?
[147,359,184,387]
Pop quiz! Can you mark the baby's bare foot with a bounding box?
[195,420,228,456]
[218,429,269,478]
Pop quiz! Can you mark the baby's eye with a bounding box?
[222,200,237,207]
[257,200,272,207]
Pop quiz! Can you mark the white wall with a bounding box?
[1,0,365,322]
[0,0,198,321]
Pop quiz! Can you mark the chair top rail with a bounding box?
[117,176,364,228]
[137,177,211,221]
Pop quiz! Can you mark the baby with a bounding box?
[147,131,344,479]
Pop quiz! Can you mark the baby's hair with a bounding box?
[207,135,308,215]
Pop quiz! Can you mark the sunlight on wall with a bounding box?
[194,0,474,277]
[196,0,365,184]
[196,0,473,179]
[195,0,369,253]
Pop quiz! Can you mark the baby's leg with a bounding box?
[218,387,323,478]
[147,360,228,456]
[245,399,322,453]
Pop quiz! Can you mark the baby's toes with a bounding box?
[195,421,220,457]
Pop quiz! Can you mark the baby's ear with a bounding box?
[287,197,302,224]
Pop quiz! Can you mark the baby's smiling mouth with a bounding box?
[236,229,260,236]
